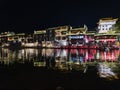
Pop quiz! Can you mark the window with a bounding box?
[62,37,66,40]
[109,27,112,30]
[61,31,66,35]
[56,37,60,40]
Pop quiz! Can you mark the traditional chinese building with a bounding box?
[85,31,96,48]
[95,18,119,50]
[45,27,56,48]
[54,26,70,48]
[97,18,118,33]
[67,25,87,48]
[33,30,46,47]
[0,32,15,47]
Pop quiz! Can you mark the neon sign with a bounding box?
[69,36,84,39]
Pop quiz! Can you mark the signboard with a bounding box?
[69,35,84,39]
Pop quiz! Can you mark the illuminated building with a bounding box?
[95,18,119,49]
[67,25,87,48]
[95,34,118,50]
[33,30,46,47]
[45,27,55,48]
[0,17,120,49]
[15,33,26,42]
[97,18,118,33]
[22,34,36,47]
[54,26,70,48]
[85,31,96,48]
[0,32,15,47]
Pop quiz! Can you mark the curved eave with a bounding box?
[94,34,117,36]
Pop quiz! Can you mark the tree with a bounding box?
[115,19,120,31]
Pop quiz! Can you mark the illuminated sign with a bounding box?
[69,36,84,39]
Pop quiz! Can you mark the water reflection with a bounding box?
[0,48,120,79]
[0,48,120,63]
[97,62,119,80]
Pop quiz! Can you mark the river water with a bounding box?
[0,48,120,90]
[0,48,120,79]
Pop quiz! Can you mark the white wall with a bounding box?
[98,20,116,33]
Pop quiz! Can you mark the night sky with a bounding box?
[0,0,120,33]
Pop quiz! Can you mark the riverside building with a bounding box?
[0,17,120,49]
[97,18,118,33]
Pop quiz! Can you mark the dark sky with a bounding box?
[0,0,120,33]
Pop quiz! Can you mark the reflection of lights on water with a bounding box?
[42,49,54,56]
[0,48,120,68]
[98,63,119,80]
[56,49,61,57]
[2,48,9,53]
[56,49,67,57]
[46,49,54,56]
[61,50,67,57]
[84,51,88,62]
[42,49,45,56]
[16,50,24,59]
[25,49,35,54]
[74,62,80,65]
[96,51,100,59]
[34,62,46,67]
[70,49,78,55]
[1,48,9,58]
[60,40,68,46]
[21,49,24,54]
[101,51,117,61]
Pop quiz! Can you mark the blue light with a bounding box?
[70,35,83,39]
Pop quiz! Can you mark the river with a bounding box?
[0,48,120,90]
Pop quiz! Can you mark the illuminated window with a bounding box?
[56,37,60,40]
[62,37,66,40]
[61,31,66,35]
[109,27,112,30]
